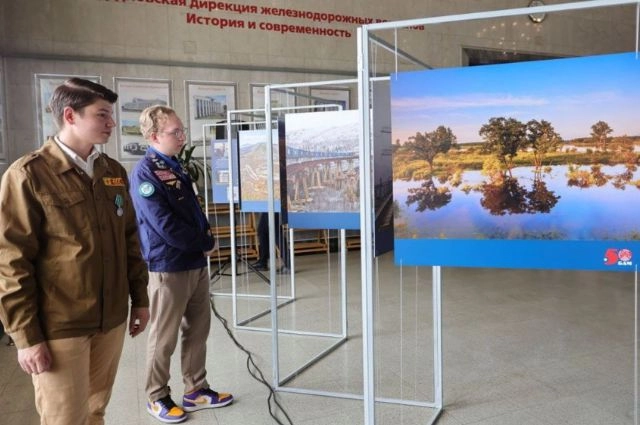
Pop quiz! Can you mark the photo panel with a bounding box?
[309,86,351,110]
[391,51,640,271]
[210,129,240,205]
[115,78,172,161]
[35,74,101,145]
[283,109,360,230]
[237,128,280,212]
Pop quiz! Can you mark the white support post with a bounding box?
[357,26,376,425]
[432,266,443,410]
[224,114,239,328]
[265,86,281,387]
[341,229,348,338]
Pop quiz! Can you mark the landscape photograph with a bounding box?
[284,110,359,214]
[237,128,280,211]
[391,52,640,242]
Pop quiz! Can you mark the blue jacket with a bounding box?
[130,148,214,272]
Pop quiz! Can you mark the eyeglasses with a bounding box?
[160,128,188,138]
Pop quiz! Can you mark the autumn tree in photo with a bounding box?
[479,117,527,175]
[526,119,562,168]
[590,120,613,151]
[406,126,458,173]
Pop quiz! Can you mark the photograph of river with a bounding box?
[395,164,640,240]
[391,52,640,244]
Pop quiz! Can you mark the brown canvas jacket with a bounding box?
[0,139,149,349]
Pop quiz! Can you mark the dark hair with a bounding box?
[49,78,118,129]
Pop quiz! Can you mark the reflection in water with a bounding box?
[566,164,640,189]
[394,164,640,240]
[611,165,637,189]
[480,174,560,216]
[406,177,452,212]
[566,164,607,188]
[527,179,560,213]
[480,176,529,215]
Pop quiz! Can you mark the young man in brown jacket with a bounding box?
[0,78,150,425]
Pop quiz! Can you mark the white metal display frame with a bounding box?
[203,105,352,386]
[211,107,351,347]
[203,120,297,330]
[207,118,294,326]
[251,88,360,387]
[261,78,444,417]
[357,1,640,424]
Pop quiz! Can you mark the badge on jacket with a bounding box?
[115,194,124,216]
[139,182,155,197]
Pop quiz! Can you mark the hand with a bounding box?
[129,307,150,337]
[17,342,52,375]
[203,239,219,257]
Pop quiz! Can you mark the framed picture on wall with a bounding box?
[35,74,101,145]
[249,83,297,118]
[309,86,351,110]
[185,81,236,146]
[0,62,6,161]
[114,77,172,161]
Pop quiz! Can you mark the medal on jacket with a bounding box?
[115,194,124,217]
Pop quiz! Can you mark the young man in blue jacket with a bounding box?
[130,105,233,423]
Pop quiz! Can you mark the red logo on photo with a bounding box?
[604,248,633,266]
[618,249,632,262]
[604,249,619,265]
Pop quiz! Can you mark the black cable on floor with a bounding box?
[209,296,294,425]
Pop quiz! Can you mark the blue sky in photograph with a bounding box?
[391,52,640,144]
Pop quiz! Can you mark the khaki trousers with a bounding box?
[145,267,211,401]
[32,322,126,425]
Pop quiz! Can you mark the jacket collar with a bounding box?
[40,138,109,179]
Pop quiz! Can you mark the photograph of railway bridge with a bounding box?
[391,52,640,242]
[284,110,360,214]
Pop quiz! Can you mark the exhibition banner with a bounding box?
[210,136,240,204]
[284,110,360,229]
[391,52,640,271]
[237,128,281,212]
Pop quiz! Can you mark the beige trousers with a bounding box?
[145,267,211,402]
[32,322,127,425]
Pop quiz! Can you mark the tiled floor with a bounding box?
[0,251,636,424]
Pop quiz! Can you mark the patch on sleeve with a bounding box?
[138,182,155,197]
[154,170,177,182]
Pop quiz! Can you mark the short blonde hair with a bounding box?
[139,105,176,140]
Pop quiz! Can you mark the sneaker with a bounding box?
[147,395,187,423]
[183,387,234,412]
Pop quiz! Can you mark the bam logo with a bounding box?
[603,248,633,266]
